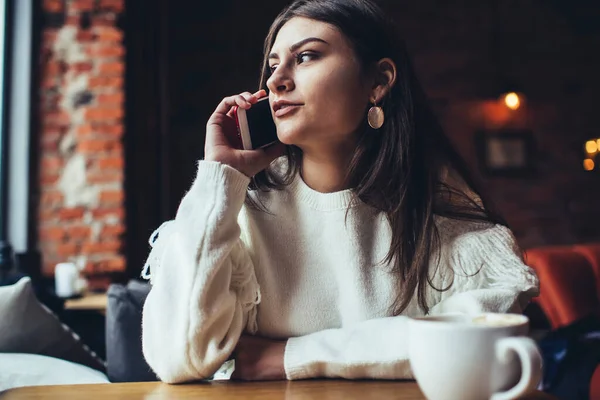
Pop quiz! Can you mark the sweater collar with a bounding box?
[287,171,359,211]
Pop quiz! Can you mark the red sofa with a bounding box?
[524,243,600,398]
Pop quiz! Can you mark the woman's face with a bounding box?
[266,17,372,153]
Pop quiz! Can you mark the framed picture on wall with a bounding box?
[475,129,535,176]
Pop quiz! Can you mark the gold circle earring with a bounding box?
[367,102,385,129]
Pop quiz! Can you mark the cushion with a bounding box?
[106,279,157,382]
[0,353,108,391]
[0,277,105,372]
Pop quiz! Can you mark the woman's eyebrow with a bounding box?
[268,37,329,60]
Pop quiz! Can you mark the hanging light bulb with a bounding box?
[504,92,521,110]
[586,140,598,154]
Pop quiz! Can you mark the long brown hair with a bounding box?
[250,0,506,314]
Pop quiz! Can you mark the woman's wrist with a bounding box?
[204,152,251,177]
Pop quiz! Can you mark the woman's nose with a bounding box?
[267,68,295,93]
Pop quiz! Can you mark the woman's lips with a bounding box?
[274,105,302,118]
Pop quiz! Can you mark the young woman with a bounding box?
[141,0,539,383]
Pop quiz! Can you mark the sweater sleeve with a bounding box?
[141,161,261,383]
[283,222,539,380]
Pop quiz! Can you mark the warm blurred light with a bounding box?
[597,138,600,148]
[584,159,595,171]
[504,92,521,110]
[586,140,598,154]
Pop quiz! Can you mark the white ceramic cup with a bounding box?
[55,262,86,298]
[408,313,543,400]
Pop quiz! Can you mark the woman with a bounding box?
[141,0,539,383]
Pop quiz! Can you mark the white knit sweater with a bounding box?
[141,160,539,383]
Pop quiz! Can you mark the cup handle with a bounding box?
[490,337,543,400]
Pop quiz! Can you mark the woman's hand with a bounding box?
[231,335,287,381]
[204,89,286,177]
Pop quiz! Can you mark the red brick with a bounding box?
[42,126,63,137]
[41,97,60,112]
[87,171,123,184]
[70,62,94,74]
[67,225,92,240]
[59,207,85,220]
[65,15,81,26]
[98,62,124,76]
[82,240,122,254]
[87,45,125,58]
[96,125,124,137]
[38,207,55,220]
[96,31,124,43]
[97,92,124,105]
[42,78,58,89]
[88,76,123,88]
[69,0,94,13]
[95,27,124,42]
[108,147,123,161]
[43,30,58,43]
[44,61,62,76]
[76,124,93,138]
[40,173,60,185]
[111,142,123,154]
[78,139,113,153]
[99,190,124,204]
[41,126,63,140]
[43,0,63,13]
[39,226,67,241]
[41,156,64,170]
[111,143,124,155]
[76,124,125,138]
[99,0,124,13]
[41,140,59,153]
[43,112,70,128]
[85,107,123,121]
[91,14,117,27]
[76,30,96,42]
[91,207,124,219]
[101,224,125,237]
[57,242,80,257]
[41,133,61,152]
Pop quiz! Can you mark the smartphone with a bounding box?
[233,97,279,150]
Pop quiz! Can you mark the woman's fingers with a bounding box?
[212,90,267,117]
[212,94,248,117]
[239,92,255,104]
[253,89,267,99]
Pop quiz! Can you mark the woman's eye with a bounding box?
[296,52,317,64]
[269,64,278,73]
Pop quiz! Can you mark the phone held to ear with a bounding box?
[233,97,279,150]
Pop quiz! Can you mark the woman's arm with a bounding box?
[141,161,260,383]
[278,223,539,380]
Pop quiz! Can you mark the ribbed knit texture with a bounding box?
[141,159,539,383]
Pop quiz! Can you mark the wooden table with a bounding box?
[0,380,558,400]
[63,292,107,312]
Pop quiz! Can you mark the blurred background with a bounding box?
[0,0,599,289]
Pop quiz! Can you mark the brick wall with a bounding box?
[39,0,125,288]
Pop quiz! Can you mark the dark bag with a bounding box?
[538,315,600,400]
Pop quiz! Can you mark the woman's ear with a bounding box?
[370,58,397,103]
